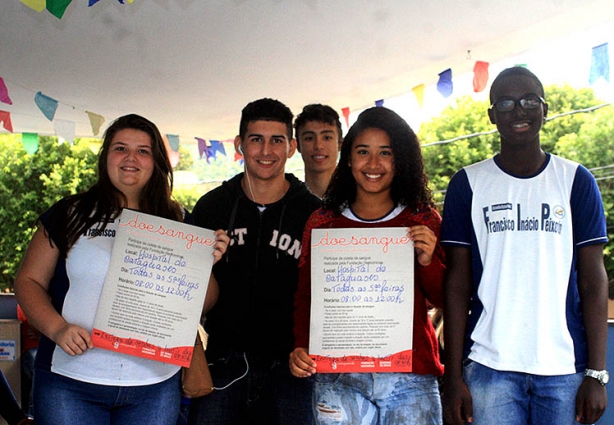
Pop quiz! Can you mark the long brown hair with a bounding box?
[51,114,182,256]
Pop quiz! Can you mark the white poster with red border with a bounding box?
[309,227,414,373]
[92,209,216,367]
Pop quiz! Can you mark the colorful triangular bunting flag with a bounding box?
[167,134,180,152]
[0,111,13,133]
[34,92,59,121]
[20,0,46,12]
[210,140,226,157]
[412,84,425,108]
[47,0,73,19]
[341,107,350,128]
[22,133,39,154]
[55,119,75,145]
[86,111,105,136]
[437,69,453,98]
[590,43,610,84]
[0,78,13,105]
[473,61,489,93]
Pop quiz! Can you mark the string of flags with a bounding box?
[20,0,133,20]
[0,34,610,159]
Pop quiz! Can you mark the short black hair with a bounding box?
[294,104,343,141]
[490,66,545,103]
[239,98,293,140]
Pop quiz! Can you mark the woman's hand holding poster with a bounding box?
[309,227,414,373]
[92,209,216,367]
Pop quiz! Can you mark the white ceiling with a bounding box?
[1,0,614,140]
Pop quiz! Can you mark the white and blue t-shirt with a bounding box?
[441,153,607,375]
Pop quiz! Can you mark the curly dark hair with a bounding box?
[322,106,433,214]
[54,114,182,256]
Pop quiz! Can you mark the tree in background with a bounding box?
[0,135,98,291]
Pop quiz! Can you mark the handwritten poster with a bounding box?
[92,209,216,367]
[309,227,414,373]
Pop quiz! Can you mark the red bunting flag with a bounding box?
[341,107,350,128]
[0,111,13,132]
[473,61,489,93]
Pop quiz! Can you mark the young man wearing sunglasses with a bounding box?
[440,67,608,425]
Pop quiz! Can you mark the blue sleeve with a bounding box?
[440,169,473,247]
[570,164,608,247]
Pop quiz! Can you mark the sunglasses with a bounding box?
[489,95,545,113]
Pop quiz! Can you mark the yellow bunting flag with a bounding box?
[412,84,425,108]
[20,0,46,12]
[86,111,105,136]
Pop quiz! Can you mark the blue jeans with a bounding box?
[188,352,313,425]
[313,372,442,425]
[176,396,191,425]
[33,368,181,425]
[464,360,585,425]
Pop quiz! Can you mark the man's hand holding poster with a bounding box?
[92,209,216,367]
[309,227,414,373]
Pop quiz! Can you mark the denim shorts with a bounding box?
[33,368,181,425]
[313,372,442,425]
[464,360,585,425]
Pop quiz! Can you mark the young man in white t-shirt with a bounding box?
[441,67,608,425]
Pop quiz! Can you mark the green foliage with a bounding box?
[174,145,194,171]
[173,182,222,212]
[541,84,602,154]
[419,96,499,205]
[0,135,98,291]
[552,104,614,285]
